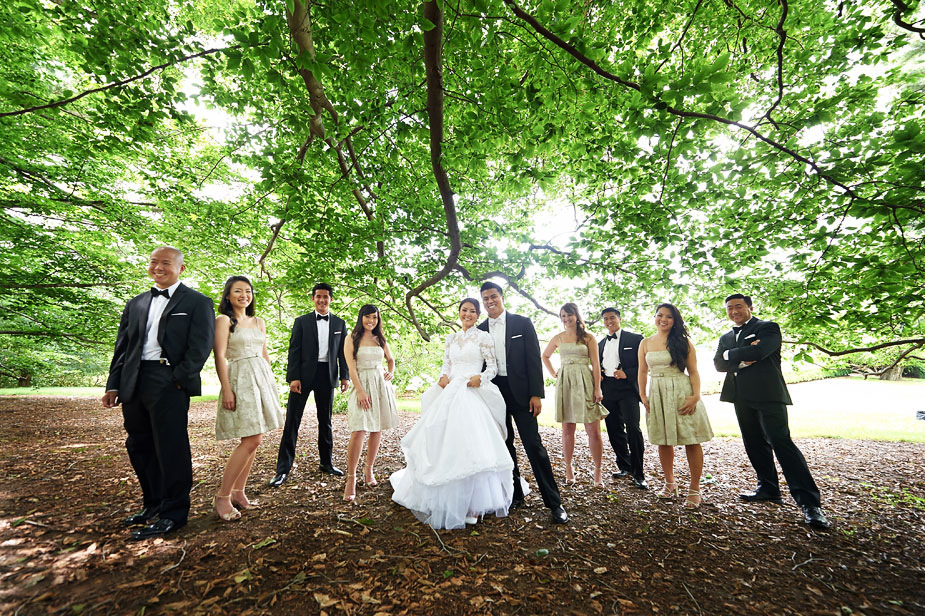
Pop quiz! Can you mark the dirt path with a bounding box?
[0,397,923,615]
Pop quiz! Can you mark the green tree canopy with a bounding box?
[1,0,923,384]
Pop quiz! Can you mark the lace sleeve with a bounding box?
[478,330,499,381]
[439,333,453,377]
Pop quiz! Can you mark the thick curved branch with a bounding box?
[892,0,925,37]
[784,337,925,356]
[502,0,905,214]
[0,46,240,118]
[403,1,463,341]
[763,0,789,125]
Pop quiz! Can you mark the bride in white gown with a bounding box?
[390,298,514,529]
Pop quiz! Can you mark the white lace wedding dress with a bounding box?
[390,327,514,529]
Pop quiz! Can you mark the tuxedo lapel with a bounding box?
[157,284,186,347]
[136,292,152,345]
[735,318,760,349]
[327,315,339,359]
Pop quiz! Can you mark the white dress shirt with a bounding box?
[487,311,507,377]
[316,312,330,362]
[723,317,755,365]
[601,329,622,375]
[142,280,182,360]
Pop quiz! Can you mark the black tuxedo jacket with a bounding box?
[478,312,545,410]
[285,312,349,387]
[713,317,792,405]
[106,283,215,401]
[598,329,643,401]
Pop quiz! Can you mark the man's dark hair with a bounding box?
[312,282,334,297]
[479,281,504,296]
[724,293,752,307]
[601,307,621,317]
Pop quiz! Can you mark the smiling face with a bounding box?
[147,247,184,288]
[362,311,379,331]
[313,289,331,315]
[559,309,577,329]
[481,288,505,319]
[226,280,253,310]
[602,311,621,334]
[654,307,675,334]
[725,298,753,326]
[459,301,479,328]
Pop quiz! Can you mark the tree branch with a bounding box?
[784,337,925,356]
[892,0,925,37]
[0,46,241,118]
[402,1,463,341]
[762,0,789,125]
[501,0,905,215]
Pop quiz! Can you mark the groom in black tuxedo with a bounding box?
[478,282,567,524]
[270,283,349,486]
[102,246,215,539]
[714,294,829,529]
[598,308,647,489]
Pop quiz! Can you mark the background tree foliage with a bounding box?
[0,0,922,385]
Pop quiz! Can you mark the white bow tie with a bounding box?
[489,317,503,325]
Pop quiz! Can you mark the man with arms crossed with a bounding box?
[714,294,829,529]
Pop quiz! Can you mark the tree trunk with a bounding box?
[879,365,903,381]
[17,375,32,387]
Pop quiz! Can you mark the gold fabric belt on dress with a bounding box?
[560,358,589,366]
[227,355,261,363]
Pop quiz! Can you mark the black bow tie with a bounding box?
[732,326,743,335]
[151,287,170,299]
[606,333,618,341]
[316,314,329,321]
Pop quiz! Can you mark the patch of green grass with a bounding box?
[0,386,219,402]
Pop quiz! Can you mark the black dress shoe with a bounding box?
[612,470,631,479]
[510,496,525,510]
[123,507,158,527]
[739,490,783,504]
[802,506,831,529]
[632,476,648,490]
[129,518,184,540]
[550,506,568,524]
[268,472,289,487]
[319,463,344,476]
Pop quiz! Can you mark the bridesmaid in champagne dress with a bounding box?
[342,304,399,502]
[542,303,608,488]
[637,303,713,509]
[213,276,284,521]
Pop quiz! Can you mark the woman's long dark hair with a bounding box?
[655,302,690,373]
[560,303,590,344]
[351,304,385,358]
[218,276,255,333]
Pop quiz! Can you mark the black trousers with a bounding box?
[276,365,335,474]
[602,379,644,480]
[734,400,821,507]
[121,362,193,524]
[494,376,561,510]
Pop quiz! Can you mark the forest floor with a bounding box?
[0,396,923,615]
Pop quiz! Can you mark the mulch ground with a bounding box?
[0,396,923,615]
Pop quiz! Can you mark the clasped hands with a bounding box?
[437,374,481,388]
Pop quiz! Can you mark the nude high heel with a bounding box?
[213,495,242,521]
[343,474,357,502]
[231,489,260,510]
[684,490,702,509]
[657,481,679,499]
